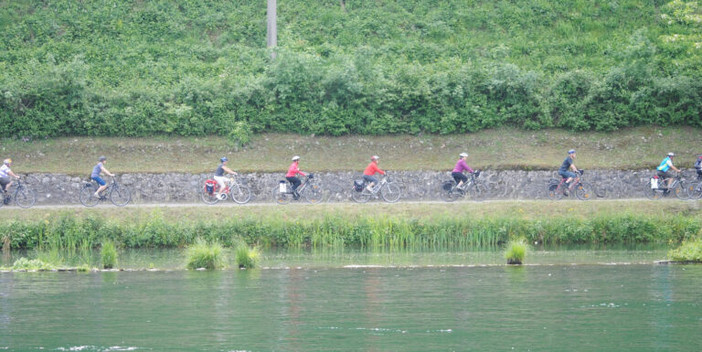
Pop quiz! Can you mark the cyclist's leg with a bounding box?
[363,175,377,192]
[657,170,670,188]
[92,176,107,197]
[452,172,467,188]
[214,176,227,196]
[286,176,301,198]
[0,177,10,193]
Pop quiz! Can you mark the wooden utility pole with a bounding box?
[267,0,277,59]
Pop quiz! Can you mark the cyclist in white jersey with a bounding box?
[0,158,20,194]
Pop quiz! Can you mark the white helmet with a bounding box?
[292,155,300,161]
[667,152,675,157]
[371,155,380,161]
[459,152,468,158]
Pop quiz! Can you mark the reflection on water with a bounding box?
[1,264,701,351]
[1,243,672,270]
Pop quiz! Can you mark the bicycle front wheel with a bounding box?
[469,183,488,201]
[686,182,702,199]
[15,185,37,208]
[230,184,252,204]
[575,182,593,200]
[79,184,100,207]
[673,182,688,200]
[381,183,401,203]
[303,184,324,204]
[110,186,131,206]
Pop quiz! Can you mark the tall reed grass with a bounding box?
[1,212,700,251]
[186,238,225,270]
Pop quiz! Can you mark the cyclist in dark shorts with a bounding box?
[452,152,474,189]
[656,152,681,188]
[363,155,385,192]
[558,149,579,195]
[286,156,307,200]
[91,156,115,198]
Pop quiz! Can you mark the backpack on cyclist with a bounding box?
[695,156,702,170]
[205,179,217,195]
[353,179,364,192]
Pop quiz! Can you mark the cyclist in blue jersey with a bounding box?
[558,149,579,196]
[91,156,115,198]
[656,152,681,188]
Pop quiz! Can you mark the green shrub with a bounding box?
[101,240,118,269]
[186,238,225,270]
[235,244,260,269]
[504,238,528,264]
[668,239,702,262]
[11,257,55,271]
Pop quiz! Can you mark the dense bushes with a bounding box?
[1,0,700,138]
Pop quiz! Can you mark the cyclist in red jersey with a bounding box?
[286,155,306,200]
[363,155,385,192]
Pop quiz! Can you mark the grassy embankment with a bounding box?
[2,126,701,174]
[1,201,700,251]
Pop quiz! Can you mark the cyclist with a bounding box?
[363,155,386,192]
[0,159,20,200]
[695,154,702,181]
[558,149,579,196]
[656,152,681,189]
[91,156,115,198]
[214,157,238,200]
[286,156,307,200]
[452,152,474,189]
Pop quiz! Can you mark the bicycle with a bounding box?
[271,174,324,204]
[0,178,37,208]
[439,170,487,202]
[547,170,593,200]
[685,173,702,199]
[79,177,131,207]
[644,173,686,200]
[351,175,401,203]
[201,176,252,205]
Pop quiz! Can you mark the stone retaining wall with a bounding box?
[17,169,686,205]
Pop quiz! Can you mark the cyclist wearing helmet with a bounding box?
[286,156,306,200]
[657,152,681,188]
[694,154,702,181]
[363,155,385,192]
[558,149,579,195]
[0,158,20,194]
[214,157,238,200]
[91,156,115,198]
[452,152,474,189]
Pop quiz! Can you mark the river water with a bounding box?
[1,248,701,351]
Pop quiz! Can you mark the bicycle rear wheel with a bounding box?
[352,188,372,203]
[547,182,563,200]
[230,184,252,204]
[110,186,131,206]
[303,184,324,204]
[643,181,662,200]
[575,182,593,200]
[15,185,37,208]
[79,184,100,207]
[381,183,401,203]
[272,187,290,205]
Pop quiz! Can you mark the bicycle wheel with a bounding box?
[230,184,252,204]
[272,187,290,205]
[381,182,401,203]
[575,182,593,200]
[643,181,662,200]
[351,188,372,203]
[673,182,688,200]
[303,184,324,204]
[201,185,220,205]
[469,183,488,201]
[686,182,702,199]
[110,186,131,206]
[14,185,37,208]
[440,188,458,202]
[79,184,100,207]
[547,182,563,200]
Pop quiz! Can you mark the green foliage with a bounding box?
[1,1,700,138]
[11,257,55,271]
[668,238,702,262]
[186,238,225,270]
[235,244,260,269]
[101,240,118,269]
[504,238,528,264]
